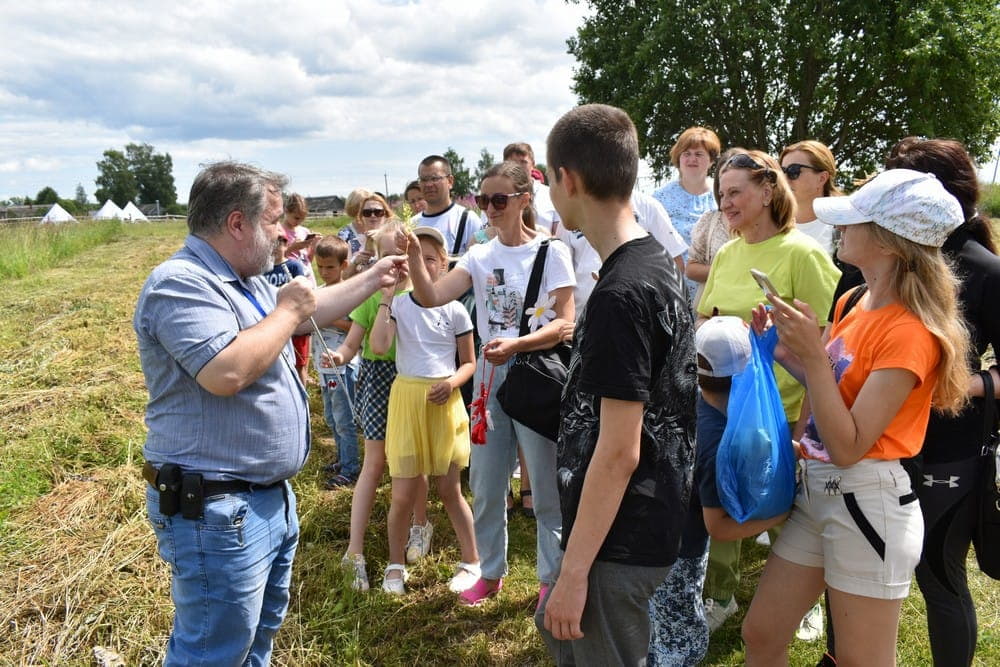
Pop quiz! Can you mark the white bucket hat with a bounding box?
[813,168,963,247]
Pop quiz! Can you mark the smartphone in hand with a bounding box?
[750,268,778,298]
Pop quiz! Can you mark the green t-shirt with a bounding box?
[350,288,410,361]
[698,229,841,422]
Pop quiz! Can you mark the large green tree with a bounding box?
[126,143,177,208]
[444,147,475,197]
[94,143,177,208]
[94,149,138,206]
[568,0,1000,180]
[34,186,59,205]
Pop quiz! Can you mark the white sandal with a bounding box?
[448,561,481,593]
[382,563,408,595]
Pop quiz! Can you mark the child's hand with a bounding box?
[321,350,344,367]
[403,231,421,258]
[427,381,452,405]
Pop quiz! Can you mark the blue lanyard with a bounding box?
[234,282,268,319]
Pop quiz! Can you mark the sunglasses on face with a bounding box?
[361,208,387,218]
[781,163,824,180]
[725,154,778,182]
[474,192,527,211]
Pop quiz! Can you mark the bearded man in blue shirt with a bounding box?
[134,161,405,665]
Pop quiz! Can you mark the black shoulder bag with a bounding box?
[496,239,571,442]
[973,369,1000,579]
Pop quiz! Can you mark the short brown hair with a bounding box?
[503,142,534,162]
[719,150,797,234]
[670,126,722,167]
[547,104,638,201]
[315,236,349,263]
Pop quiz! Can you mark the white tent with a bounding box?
[93,199,124,220]
[40,203,77,224]
[121,201,148,221]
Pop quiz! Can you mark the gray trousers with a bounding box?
[535,559,671,666]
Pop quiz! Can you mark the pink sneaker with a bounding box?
[458,577,503,606]
[536,583,551,611]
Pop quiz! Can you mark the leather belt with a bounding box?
[142,461,280,494]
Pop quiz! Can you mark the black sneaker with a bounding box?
[324,473,355,489]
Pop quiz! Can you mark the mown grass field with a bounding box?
[0,219,997,665]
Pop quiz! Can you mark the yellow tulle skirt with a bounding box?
[385,375,470,478]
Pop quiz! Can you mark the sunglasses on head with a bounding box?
[725,154,778,182]
[781,163,823,180]
[474,192,527,211]
[361,208,387,218]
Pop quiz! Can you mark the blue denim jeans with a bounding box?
[320,364,358,478]
[471,356,563,583]
[146,481,299,666]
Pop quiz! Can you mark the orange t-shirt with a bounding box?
[799,293,941,461]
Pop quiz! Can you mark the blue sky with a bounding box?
[2,1,997,205]
[0,0,627,203]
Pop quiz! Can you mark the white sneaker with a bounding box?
[448,562,482,593]
[382,563,408,595]
[704,597,738,633]
[342,553,369,592]
[405,521,433,563]
[795,601,824,641]
[755,532,771,546]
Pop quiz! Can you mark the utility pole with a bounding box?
[384,172,389,197]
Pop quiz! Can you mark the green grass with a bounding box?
[982,183,1000,219]
[0,219,997,664]
[0,218,127,279]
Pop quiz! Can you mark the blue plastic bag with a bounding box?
[715,326,796,523]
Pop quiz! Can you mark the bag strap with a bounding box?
[453,210,470,257]
[980,369,997,453]
[518,239,550,337]
[838,284,868,323]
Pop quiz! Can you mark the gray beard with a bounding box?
[244,226,277,276]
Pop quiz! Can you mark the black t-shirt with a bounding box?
[557,234,697,567]
[923,227,1000,462]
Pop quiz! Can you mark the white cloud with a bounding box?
[0,0,591,200]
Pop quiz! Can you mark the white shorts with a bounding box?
[772,458,923,600]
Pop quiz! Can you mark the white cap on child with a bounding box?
[695,316,751,378]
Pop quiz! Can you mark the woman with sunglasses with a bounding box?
[340,190,390,278]
[779,141,843,255]
[742,168,971,667]
[404,160,575,607]
[696,151,840,631]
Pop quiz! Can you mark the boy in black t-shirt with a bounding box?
[536,103,697,666]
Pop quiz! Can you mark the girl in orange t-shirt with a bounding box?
[742,169,971,667]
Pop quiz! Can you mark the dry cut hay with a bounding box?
[0,466,171,665]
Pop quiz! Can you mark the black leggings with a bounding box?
[914,457,982,667]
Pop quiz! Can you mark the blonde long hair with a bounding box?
[867,223,970,415]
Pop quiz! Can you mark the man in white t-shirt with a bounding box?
[410,155,480,258]
[556,190,688,308]
[503,142,561,235]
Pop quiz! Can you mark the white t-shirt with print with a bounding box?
[456,235,575,342]
[410,203,480,256]
[390,294,473,378]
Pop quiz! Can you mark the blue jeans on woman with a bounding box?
[471,356,563,584]
[146,482,299,666]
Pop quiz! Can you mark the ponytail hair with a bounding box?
[482,161,537,230]
[867,223,970,415]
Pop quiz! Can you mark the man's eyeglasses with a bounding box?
[361,208,387,218]
[418,175,448,184]
[725,154,778,182]
[474,192,527,211]
[781,163,824,180]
